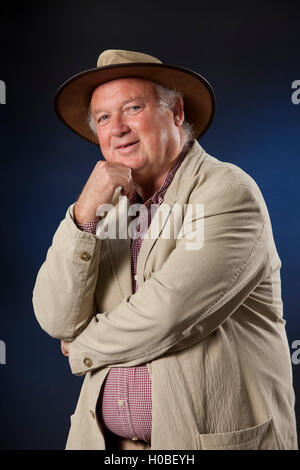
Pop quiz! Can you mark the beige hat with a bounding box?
[54,49,216,145]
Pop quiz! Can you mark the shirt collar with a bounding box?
[129,143,191,207]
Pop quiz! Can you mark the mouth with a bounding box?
[116,140,139,149]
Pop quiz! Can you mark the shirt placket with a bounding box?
[116,367,136,438]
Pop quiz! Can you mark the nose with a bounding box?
[111,113,130,138]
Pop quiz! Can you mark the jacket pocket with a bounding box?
[195,416,279,450]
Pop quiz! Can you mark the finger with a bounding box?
[118,173,134,197]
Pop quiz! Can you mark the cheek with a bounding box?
[96,134,112,161]
[97,129,110,149]
[146,123,170,150]
[138,117,165,146]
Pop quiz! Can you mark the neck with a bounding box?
[134,169,169,202]
[133,140,190,202]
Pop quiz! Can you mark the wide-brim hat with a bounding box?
[54,49,216,145]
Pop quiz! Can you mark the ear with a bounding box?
[173,96,185,127]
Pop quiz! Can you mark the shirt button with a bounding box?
[132,437,138,441]
[83,357,93,368]
[134,274,138,281]
[80,252,91,261]
[118,399,125,407]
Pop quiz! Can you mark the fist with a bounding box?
[74,161,134,224]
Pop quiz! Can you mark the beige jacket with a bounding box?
[33,141,298,450]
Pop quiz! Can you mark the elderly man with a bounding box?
[33,49,298,450]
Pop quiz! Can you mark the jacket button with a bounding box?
[83,357,93,368]
[80,252,91,261]
[89,410,95,419]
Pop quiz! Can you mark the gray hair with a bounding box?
[87,80,194,148]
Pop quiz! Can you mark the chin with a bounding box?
[122,155,145,169]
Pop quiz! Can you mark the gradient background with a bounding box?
[0,1,299,449]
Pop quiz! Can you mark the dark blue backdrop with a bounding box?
[0,1,299,449]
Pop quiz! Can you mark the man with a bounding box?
[33,49,298,450]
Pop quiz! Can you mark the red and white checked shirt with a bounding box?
[76,148,188,443]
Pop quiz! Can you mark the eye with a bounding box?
[125,105,142,114]
[98,114,109,124]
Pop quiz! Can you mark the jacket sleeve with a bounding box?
[68,182,269,375]
[32,203,102,339]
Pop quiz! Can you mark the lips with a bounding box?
[116,140,139,149]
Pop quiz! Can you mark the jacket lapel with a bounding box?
[136,142,206,285]
[136,187,179,286]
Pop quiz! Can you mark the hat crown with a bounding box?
[97,49,162,68]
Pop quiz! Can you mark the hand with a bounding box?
[61,340,70,357]
[74,161,134,224]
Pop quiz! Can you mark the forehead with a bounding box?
[90,78,157,109]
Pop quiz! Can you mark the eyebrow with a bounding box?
[92,97,144,116]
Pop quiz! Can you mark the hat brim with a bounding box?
[54,62,216,145]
